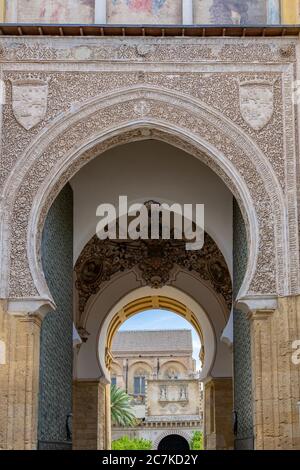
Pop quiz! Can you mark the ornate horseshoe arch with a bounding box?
[0,85,290,314]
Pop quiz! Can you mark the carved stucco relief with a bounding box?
[0,70,286,190]
[0,37,298,306]
[10,78,49,130]
[239,80,275,131]
[0,38,296,63]
[7,96,277,298]
[74,232,232,317]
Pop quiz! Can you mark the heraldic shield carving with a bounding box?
[239,80,274,131]
[10,79,48,130]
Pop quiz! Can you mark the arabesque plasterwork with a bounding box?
[0,36,299,311]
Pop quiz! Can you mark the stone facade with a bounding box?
[0,304,41,450]
[73,380,108,450]
[0,29,300,450]
[0,36,299,305]
[111,330,202,417]
[204,378,234,450]
[250,297,300,450]
[146,379,201,420]
[111,330,203,449]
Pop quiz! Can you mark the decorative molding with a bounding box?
[247,309,275,321]
[7,297,55,318]
[0,37,296,63]
[236,294,278,314]
[279,45,295,58]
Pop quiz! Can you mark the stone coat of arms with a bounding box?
[10,79,49,130]
[239,80,274,131]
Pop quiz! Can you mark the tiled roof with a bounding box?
[112,329,193,354]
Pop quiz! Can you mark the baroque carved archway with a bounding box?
[74,232,232,320]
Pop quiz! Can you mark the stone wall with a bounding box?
[0,305,41,450]
[250,297,300,450]
[111,354,194,395]
[146,379,200,419]
[38,183,73,448]
[203,377,234,450]
[73,380,107,450]
[233,199,254,449]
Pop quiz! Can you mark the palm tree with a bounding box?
[110,385,137,427]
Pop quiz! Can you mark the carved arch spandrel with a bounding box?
[0,86,291,311]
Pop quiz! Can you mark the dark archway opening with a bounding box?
[157,435,190,452]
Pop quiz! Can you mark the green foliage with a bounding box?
[190,431,204,450]
[110,385,136,427]
[112,435,152,450]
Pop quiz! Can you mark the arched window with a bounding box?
[133,368,148,395]
[134,376,145,395]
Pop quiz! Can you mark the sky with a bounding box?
[119,309,202,370]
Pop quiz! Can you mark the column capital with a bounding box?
[15,314,43,329]
[7,297,55,319]
[235,294,277,313]
[247,309,275,321]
